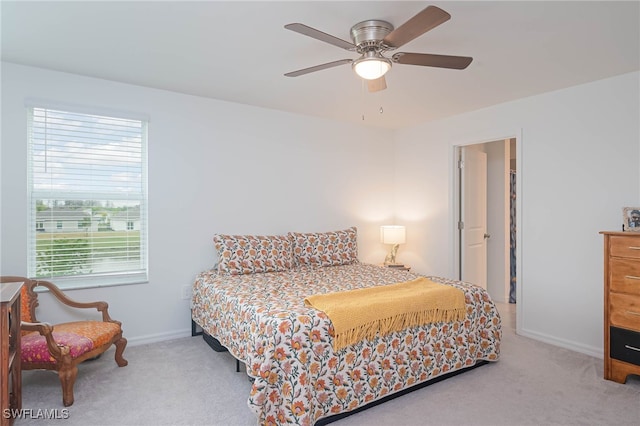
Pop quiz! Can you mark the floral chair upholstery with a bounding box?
[0,276,128,407]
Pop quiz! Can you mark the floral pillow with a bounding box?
[289,227,358,267]
[213,234,293,275]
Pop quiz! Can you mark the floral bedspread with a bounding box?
[191,263,501,425]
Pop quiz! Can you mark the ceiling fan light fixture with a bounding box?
[352,53,392,80]
[284,6,472,91]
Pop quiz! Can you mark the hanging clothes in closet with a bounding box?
[509,170,517,303]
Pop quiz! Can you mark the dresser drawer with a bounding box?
[610,326,640,366]
[610,292,640,331]
[610,235,640,259]
[610,257,640,295]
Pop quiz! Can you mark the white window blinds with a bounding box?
[27,106,148,288]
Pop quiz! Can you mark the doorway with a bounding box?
[454,138,517,304]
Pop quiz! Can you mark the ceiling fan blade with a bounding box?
[285,59,353,77]
[392,52,473,70]
[367,76,387,92]
[383,6,451,49]
[285,23,356,51]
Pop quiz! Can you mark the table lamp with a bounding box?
[380,225,406,266]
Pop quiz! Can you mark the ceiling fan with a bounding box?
[284,5,472,92]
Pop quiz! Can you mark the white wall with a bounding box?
[485,139,510,303]
[0,62,396,344]
[3,63,639,357]
[394,71,640,357]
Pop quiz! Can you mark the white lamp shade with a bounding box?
[353,58,391,80]
[380,225,406,245]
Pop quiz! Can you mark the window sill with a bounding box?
[34,272,148,291]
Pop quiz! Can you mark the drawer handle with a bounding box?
[629,246,640,250]
[624,275,640,281]
[625,310,640,316]
[625,344,640,352]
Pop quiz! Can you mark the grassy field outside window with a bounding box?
[35,230,141,277]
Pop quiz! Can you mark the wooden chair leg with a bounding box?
[58,365,78,407]
[114,336,128,367]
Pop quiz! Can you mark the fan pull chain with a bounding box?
[361,77,367,121]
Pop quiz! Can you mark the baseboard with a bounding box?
[518,327,602,359]
[122,326,603,360]
[125,328,191,347]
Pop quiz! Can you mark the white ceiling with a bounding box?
[2,1,639,129]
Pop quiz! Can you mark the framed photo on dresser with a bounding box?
[622,207,640,231]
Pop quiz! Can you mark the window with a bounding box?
[27,106,148,288]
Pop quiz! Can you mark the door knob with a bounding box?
[484,233,491,239]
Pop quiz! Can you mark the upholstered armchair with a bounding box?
[0,276,128,407]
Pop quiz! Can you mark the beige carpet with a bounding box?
[14,303,640,425]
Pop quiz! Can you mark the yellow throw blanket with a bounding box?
[304,277,466,351]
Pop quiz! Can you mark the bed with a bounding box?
[191,228,501,425]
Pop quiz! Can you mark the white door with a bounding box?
[461,147,488,289]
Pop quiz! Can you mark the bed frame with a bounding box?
[192,319,242,372]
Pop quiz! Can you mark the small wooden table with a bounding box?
[382,264,412,272]
[1,282,22,426]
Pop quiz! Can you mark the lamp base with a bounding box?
[383,244,400,266]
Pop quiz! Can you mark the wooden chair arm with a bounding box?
[35,280,114,322]
[21,321,69,360]
[21,320,53,334]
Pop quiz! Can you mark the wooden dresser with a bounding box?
[601,231,640,383]
[1,282,22,426]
